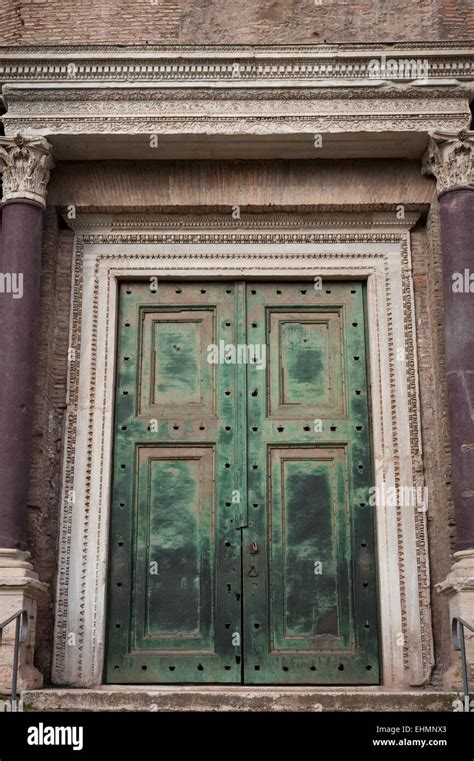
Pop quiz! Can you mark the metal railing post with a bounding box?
[0,609,29,710]
[452,616,474,708]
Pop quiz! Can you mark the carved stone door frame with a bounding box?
[52,212,434,688]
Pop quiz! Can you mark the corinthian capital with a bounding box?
[0,134,54,208]
[422,129,474,196]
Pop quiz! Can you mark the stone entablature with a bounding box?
[0,43,472,161]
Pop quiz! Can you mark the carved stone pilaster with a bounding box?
[422,129,474,195]
[0,134,54,208]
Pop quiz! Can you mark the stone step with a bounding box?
[21,687,457,712]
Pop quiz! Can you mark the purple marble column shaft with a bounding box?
[438,187,474,551]
[0,199,44,548]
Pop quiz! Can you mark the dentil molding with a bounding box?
[0,42,473,84]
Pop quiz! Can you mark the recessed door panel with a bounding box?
[269,446,351,650]
[134,445,215,650]
[269,310,345,417]
[138,310,215,416]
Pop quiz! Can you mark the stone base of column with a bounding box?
[437,550,474,690]
[0,549,48,693]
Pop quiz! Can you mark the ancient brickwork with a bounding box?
[0,0,472,45]
[27,209,74,681]
[411,208,456,686]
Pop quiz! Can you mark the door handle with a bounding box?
[249,541,259,555]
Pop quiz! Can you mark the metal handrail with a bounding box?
[0,609,29,707]
[452,616,474,706]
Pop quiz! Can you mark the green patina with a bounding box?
[106,281,379,685]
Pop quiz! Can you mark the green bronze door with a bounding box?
[106,280,379,684]
[243,282,379,684]
[106,282,244,683]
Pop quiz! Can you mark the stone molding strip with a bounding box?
[0,43,473,84]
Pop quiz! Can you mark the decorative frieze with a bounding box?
[2,85,470,140]
[0,135,54,207]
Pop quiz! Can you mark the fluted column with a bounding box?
[0,135,53,692]
[423,129,474,687]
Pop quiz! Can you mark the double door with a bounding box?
[106,280,379,684]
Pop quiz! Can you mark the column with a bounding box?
[422,129,474,686]
[0,135,53,692]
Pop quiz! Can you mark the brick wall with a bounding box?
[27,209,74,682]
[0,0,472,45]
[411,209,455,685]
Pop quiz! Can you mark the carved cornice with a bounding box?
[1,45,471,159]
[422,129,474,195]
[65,211,422,233]
[1,41,473,53]
[0,43,473,85]
[0,134,54,207]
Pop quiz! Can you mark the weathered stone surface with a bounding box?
[26,211,74,683]
[0,550,47,692]
[437,551,474,686]
[47,159,436,209]
[21,687,457,712]
[411,208,456,687]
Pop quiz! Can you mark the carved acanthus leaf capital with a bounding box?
[422,129,474,195]
[0,134,54,207]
